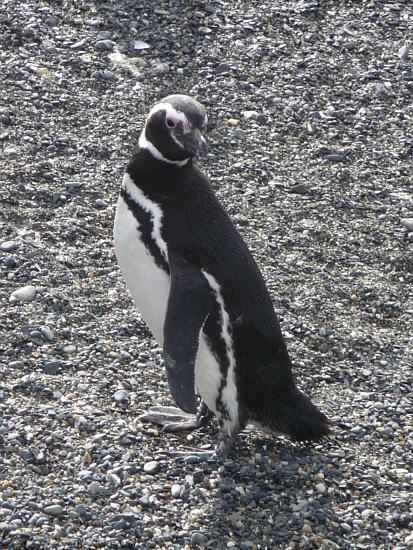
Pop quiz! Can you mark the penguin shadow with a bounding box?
[177,425,349,550]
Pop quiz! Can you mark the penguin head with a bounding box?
[139,94,208,165]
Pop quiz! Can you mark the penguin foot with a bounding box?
[216,430,237,459]
[139,402,213,433]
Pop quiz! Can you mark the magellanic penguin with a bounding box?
[113,94,330,457]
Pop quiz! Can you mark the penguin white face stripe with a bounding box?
[138,130,189,167]
[201,270,239,434]
[147,102,189,128]
[122,173,168,260]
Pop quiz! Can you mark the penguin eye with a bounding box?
[166,118,176,128]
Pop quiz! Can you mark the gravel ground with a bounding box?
[1,0,412,548]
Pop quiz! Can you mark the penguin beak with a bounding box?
[181,128,208,157]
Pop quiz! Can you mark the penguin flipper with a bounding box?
[163,254,212,414]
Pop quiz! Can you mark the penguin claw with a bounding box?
[139,406,200,432]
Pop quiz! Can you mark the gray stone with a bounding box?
[95,199,109,208]
[171,484,184,498]
[41,327,54,342]
[191,532,208,545]
[4,255,18,267]
[270,132,284,142]
[0,240,18,252]
[113,389,130,402]
[43,361,61,375]
[46,16,59,27]
[43,504,64,516]
[88,481,102,496]
[10,285,36,302]
[401,218,413,232]
[63,345,77,354]
[398,45,409,62]
[96,40,115,51]
[289,183,309,194]
[217,62,231,74]
[234,128,246,139]
[143,461,160,474]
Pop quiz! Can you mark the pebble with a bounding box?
[41,327,55,342]
[102,71,114,81]
[217,62,231,74]
[43,505,64,517]
[4,255,18,267]
[398,45,409,62]
[10,285,37,302]
[46,16,59,27]
[289,183,309,194]
[143,461,160,474]
[43,361,61,375]
[242,110,258,119]
[171,484,184,498]
[96,39,115,51]
[401,218,413,232]
[315,483,326,493]
[63,345,77,354]
[0,240,18,252]
[270,132,284,142]
[88,481,102,496]
[234,128,246,138]
[191,532,208,545]
[95,198,109,208]
[113,389,130,402]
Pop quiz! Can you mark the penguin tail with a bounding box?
[273,388,330,442]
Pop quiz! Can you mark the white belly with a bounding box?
[113,196,170,344]
[114,190,238,431]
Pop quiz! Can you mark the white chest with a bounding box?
[113,175,239,431]
[113,195,170,344]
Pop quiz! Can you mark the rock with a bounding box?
[113,389,130,402]
[401,218,413,232]
[102,71,114,81]
[242,110,258,119]
[41,327,54,342]
[63,345,77,354]
[398,45,409,62]
[0,240,18,252]
[43,361,61,375]
[191,532,208,545]
[88,481,102,496]
[217,62,231,74]
[234,128,246,138]
[96,40,115,51]
[134,40,150,51]
[270,132,284,142]
[10,285,36,302]
[95,198,109,208]
[289,183,309,194]
[43,505,64,516]
[4,255,18,267]
[143,461,160,474]
[46,16,59,27]
[171,484,184,498]
[315,483,326,493]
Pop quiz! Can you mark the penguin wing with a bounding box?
[163,253,212,414]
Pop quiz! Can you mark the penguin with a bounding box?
[113,94,330,457]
